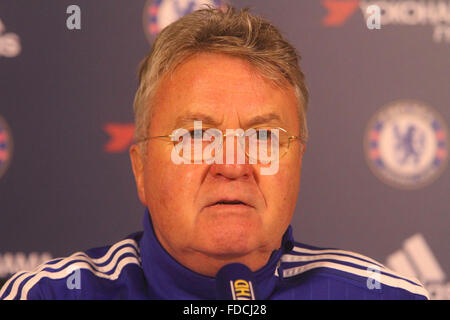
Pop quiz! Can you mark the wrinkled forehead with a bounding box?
[151,53,300,132]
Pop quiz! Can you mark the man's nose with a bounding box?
[208,135,253,180]
[209,162,253,180]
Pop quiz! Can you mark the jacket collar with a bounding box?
[139,208,294,299]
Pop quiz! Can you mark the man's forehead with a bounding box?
[164,53,283,99]
[151,52,299,131]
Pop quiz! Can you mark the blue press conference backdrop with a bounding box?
[0,0,449,299]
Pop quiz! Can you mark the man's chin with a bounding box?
[192,210,266,256]
[195,227,261,258]
[190,234,273,275]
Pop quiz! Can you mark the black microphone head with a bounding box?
[215,263,257,300]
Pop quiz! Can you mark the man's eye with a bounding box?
[256,130,271,140]
[188,129,205,139]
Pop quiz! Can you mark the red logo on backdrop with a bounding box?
[103,123,135,153]
[322,0,360,26]
[0,115,13,178]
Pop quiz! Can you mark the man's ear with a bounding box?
[129,144,147,206]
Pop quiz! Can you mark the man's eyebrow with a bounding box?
[244,112,283,128]
[173,111,283,128]
[173,112,221,128]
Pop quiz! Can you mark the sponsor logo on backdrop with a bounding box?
[143,0,224,44]
[322,0,450,43]
[103,123,135,153]
[364,100,448,189]
[386,233,450,300]
[0,18,21,57]
[0,252,52,279]
[0,115,13,179]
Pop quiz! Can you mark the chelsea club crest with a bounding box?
[143,0,224,44]
[364,100,448,189]
[0,115,13,179]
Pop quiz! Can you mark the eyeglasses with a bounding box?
[136,127,303,164]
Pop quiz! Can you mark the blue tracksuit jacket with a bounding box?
[0,209,429,300]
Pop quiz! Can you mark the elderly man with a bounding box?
[1,6,428,300]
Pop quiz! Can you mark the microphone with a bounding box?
[215,263,258,300]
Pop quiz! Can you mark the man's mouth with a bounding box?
[214,200,246,205]
[206,199,253,208]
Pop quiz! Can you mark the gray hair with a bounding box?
[133,6,309,153]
